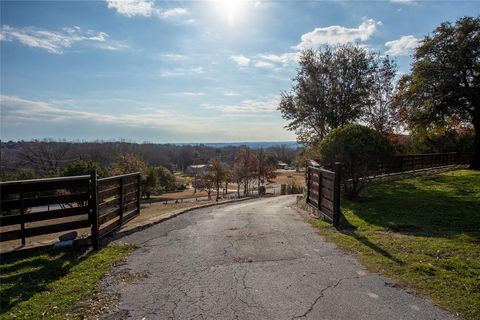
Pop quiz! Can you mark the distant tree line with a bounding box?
[0,141,297,200]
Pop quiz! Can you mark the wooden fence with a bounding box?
[370,152,471,176]
[95,173,141,249]
[306,162,341,227]
[305,152,471,227]
[0,171,141,250]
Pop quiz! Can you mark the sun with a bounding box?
[217,0,245,25]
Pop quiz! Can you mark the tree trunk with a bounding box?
[471,119,480,170]
[216,185,220,202]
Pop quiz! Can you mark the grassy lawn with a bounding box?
[310,169,480,320]
[0,244,135,320]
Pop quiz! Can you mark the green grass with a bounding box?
[310,169,480,320]
[0,244,135,320]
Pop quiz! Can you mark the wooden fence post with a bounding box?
[318,170,322,211]
[306,166,311,203]
[90,170,99,251]
[333,162,342,228]
[19,184,26,246]
[136,173,141,214]
[119,176,124,225]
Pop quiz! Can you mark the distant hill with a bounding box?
[172,141,301,149]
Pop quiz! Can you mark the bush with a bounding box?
[317,124,394,199]
[142,166,176,198]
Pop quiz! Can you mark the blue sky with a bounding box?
[1,0,479,143]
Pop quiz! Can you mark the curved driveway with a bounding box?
[103,196,456,320]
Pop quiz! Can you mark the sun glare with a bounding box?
[217,0,245,25]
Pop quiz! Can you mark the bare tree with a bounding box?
[363,56,399,135]
[16,139,74,173]
[208,159,229,201]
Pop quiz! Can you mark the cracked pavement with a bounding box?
[102,195,457,320]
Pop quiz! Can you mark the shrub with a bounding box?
[317,124,394,199]
[142,166,176,198]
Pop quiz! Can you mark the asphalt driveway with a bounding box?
[102,195,456,320]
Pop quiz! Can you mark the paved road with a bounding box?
[103,196,456,320]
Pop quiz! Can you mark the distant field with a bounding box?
[310,169,480,320]
[270,170,305,186]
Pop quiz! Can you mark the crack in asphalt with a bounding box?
[291,276,360,320]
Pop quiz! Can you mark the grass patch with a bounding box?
[310,169,480,320]
[1,244,135,320]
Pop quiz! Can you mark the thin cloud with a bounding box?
[294,19,381,49]
[158,8,189,19]
[385,35,420,56]
[0,95,293,141]
[254,61,276,69]
[0,25,126,54]
[390,0,416,5]
[106,0,189,19]
[0,95,210,131]
[157,67,204,77]
[158,53,187,61]
[230,55,251,67]
[202,97,279,114]
[106,0,155,17]
[255,52,299,68]
[171,92,205,96]
[224,91,240,97]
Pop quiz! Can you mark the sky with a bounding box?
[1,0,479,143]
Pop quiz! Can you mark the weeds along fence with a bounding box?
[0,171,141,250]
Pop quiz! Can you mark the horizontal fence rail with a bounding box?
[96,173,141,244]
[305,152,471,227]
[370,152,471,177]
[1,171,141,250]
[0,175,91,245]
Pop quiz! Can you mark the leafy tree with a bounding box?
[63,160,107,178]
[316,124,394,199]
[142,167,159,199]
[394,16,480,169]
[406,127,475,154]
[142,166,176,199]
[156,166,177,192]
[363,56,399,135]
[278,45,378,145]
[109,153,147,175]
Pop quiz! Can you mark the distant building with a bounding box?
[186,164,210,175]
[277,161,288,170]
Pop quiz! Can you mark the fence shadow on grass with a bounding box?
[338,215,405,266]
[0,246,89,314]
[340,171,480,242]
